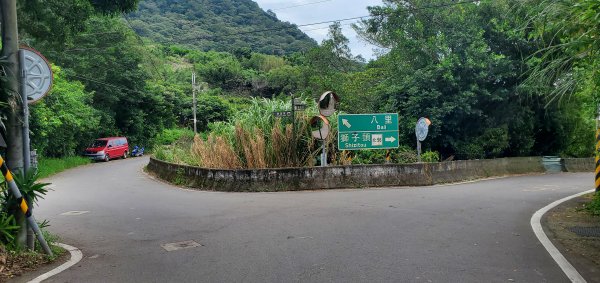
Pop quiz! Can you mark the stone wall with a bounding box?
[147,157,546,192]
[562,158,594,173]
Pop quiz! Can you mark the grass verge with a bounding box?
[585,192,600,216]
[37,156,91,179]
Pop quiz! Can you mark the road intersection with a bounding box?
[32,157,591,282]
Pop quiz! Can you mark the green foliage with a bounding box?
[30,65,101,157]
[13,169,50,205]
[197,55,244,90]
[12,0,599,165]
[154,142,199,166]
[126,0,316,54]
[18,0,139,47]
[421,151,440,163]
[585,193,600,216]
[152,128,195,147]
[0,212,19,244]
[37,156,91,179]
[352,0,588,159]
[523,0,600,104]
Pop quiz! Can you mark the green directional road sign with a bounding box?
[338,113,399,150]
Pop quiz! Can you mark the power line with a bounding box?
[168,0,482,44]
[122,15,166,80]
[49,0,482,53]
[270,0,334,11]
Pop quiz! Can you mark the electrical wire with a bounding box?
[46,0,483,93]
[49,0,481,53]
[270,0,334,11]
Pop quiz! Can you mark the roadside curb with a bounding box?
[531,189,593,283]
[27,243,82,283]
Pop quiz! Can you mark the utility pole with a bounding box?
[1,0,26,246]
[192,72,197,134]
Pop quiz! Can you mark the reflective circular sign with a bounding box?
[415,117,431,142]
[20,47,53,104]
[318,91,339,117]
[310,115,330,140]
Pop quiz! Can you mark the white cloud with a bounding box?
[253,0,384,60]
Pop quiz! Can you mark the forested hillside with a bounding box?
[127,0,317,54]
[4,0,597,163]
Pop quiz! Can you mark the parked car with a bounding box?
[84,137,129,162]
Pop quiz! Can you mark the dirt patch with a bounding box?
[544,193,600,282]
[0,246,67,282]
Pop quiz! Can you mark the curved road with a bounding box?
[33,157,590,282]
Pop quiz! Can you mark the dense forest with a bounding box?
[127,0,317,54]
[5,0,599,163]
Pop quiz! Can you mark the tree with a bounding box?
[30,66,101,157]
[523,0,600,104]
[352,0,577,158]
[45,17,173,145]
[17,0,140,48]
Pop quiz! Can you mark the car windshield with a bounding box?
[90,140,107,148]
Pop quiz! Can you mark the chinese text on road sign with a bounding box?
[338,113,399,150]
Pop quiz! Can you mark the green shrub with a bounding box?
[586,193,600,216]
[152,128,195,148]
[421,151,440,163]
[0,212,19,245]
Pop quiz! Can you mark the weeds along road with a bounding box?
[36,157,591,282]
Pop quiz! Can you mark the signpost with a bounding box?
[415,117,431,162]
[20,47,53,170]
[19,47,52,251]
[309,91,339,166]
[337,113,399,150]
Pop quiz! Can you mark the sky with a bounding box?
[252,0,385,60]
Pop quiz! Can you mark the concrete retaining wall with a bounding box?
[148,157,546,192]
[562,158,594,172]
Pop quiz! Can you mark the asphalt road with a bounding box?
[32,157,591,282]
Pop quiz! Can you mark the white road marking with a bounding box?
[530,189,593,283]
[28,243,83,283]
[60,211,89,216]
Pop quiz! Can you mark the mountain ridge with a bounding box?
[127,0,317,54]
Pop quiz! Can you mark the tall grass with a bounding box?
[187,97,322,169]
[156,97,426,169]
[191,134,241,169]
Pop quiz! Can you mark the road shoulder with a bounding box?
[543,194,600,282]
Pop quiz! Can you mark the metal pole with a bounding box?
[192,72,197,134]
[417,140,422,163]
[20,50,30,171]
[321,141,327,167]
[19,50,34,250]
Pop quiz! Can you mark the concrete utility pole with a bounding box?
[1,0,26,246]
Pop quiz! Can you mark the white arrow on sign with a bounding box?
[385,136,396,143]
[342,119,352,128]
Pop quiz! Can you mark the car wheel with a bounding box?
[104,154,110,162]
[123,151,128,159]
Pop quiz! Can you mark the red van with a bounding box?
[84,137,129,162]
